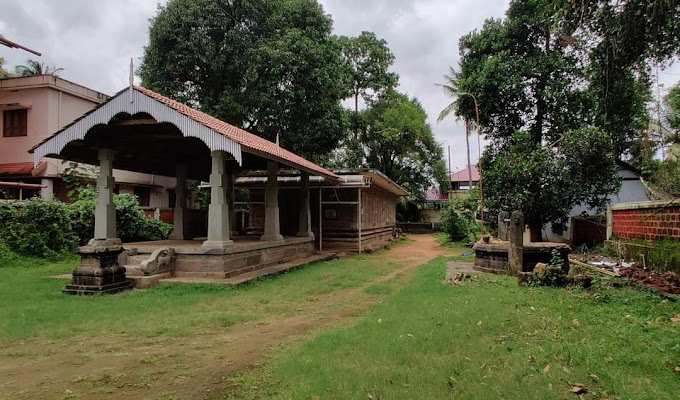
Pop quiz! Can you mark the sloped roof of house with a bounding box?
[31,86,339,180]
[0,162,35,176]
[450,165,480,183]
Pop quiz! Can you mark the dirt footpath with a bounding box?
[0,235,457,400]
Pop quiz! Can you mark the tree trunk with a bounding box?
[529,220,543,242]
[354,93,359,141]
[465,119,472,189]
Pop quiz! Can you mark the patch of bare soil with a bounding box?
[0,234,457,400]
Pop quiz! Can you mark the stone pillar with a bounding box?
[226,171,238,236]
[202,151,234,250]
[297,172,314,238]
[64,148,131,295]
[40,178,54,201]
[261,160,283,242]
[94,149,117,241]
[508,211,524,275]
[498,211,510,241]
[170,164,186,240]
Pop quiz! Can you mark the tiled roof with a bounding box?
[0,162,35,176]
[134,86,339,180]
[450,165,479,183]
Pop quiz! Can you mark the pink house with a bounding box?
[0,75,176,208]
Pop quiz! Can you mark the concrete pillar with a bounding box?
[170,164,186,240]
[226,171,238,236]
[202,151,233,250]
[40,178,54,201]
[94,149,117,240]
[296,172,314,238]
[261,160,283,242]
[508,211,524,275]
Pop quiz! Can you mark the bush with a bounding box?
[0,240,18,266]
[0,188,173,258]
[439,196,479,242]
[12,199,79,258]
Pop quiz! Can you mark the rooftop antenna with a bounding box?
[129,58,134,103]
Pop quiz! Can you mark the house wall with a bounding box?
[542,166,654,243]
[0,76,176,202]
[610,201,680,241]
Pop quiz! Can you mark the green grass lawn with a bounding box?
[240,257,680,400]
[0,248,404,344]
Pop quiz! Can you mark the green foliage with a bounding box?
[481,128,619,237]
[13,59,63,77]
[0,186,171,257]
[335,91,448,197]
[140,0,347,158]
[0,57,13,79]
[549,249,564,271]
[440,195,479,242]
[114,194,172,243]
[1,200,79,258]
[0,240,18,266]
[651,159,680,198]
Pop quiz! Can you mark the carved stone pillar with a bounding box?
[261,160,283,242]
[94,149,117,241]
[296,172,314,238]
[64,148,131,295]
[508,211,524,275]
[202,151,234,250]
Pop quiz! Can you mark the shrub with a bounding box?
[69,187,97,245]
[0,240,17,266]
[13,199,79,258]
[439,196,479,242]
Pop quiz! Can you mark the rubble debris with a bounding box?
[570,254,680,296]
[445,271,471,285]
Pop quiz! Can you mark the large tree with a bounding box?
[338,31,398,139]
[139,0,348,158]
[354,91,448,197]
[453,0,621,240]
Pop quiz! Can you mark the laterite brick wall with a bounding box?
[610,201,680,241]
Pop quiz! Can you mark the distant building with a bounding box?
[0,75,175,208]
[543,161,655,245]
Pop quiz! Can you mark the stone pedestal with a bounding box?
[63,240,132,295]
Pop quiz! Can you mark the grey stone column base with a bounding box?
[63,243,132,295]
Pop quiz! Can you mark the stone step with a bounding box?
[159,253,337,286]
[123,265,144,276]
[126,254,150,265]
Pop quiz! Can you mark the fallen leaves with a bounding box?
[543,364,551,373]
[670,314,680,323]
[570,383,588,395]
[572,318,580,327]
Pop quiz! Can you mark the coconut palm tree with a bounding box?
[14,59,63,77]
[437,67,473,190]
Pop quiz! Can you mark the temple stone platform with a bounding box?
[116,235,322,288]
[472,241,571,274]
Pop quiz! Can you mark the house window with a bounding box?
[133,186,151,207]
[3,109,28,137]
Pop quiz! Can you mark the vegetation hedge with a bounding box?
[0,189,172,260]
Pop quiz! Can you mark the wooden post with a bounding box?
[508,211,524,275]
[358,188,362,253]
[318,188,323,251]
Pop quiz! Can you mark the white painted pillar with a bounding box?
[296,172,314,238]
[261,160,283,242]
[170,164,186,240]
[202,151,233,250]
[94,149,117,240]
[40,178,54,201]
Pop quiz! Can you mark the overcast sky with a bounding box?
[1,0,678,173]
